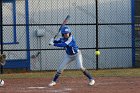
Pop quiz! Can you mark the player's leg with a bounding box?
[82,69,95,86]
[49,54,73,86]
[76,51,95,86]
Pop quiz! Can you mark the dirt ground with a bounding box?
[0,77,140,93]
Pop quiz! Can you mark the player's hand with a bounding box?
[49,41,54,46]
[49,38,54,46]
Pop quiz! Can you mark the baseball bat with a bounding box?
[54,15,70,39]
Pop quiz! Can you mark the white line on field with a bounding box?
[48,88,72,93]
[28,87,46,89]
[27,87,72,92]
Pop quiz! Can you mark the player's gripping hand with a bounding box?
[49,38,54,46]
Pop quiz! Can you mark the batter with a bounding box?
[49,26,95,86]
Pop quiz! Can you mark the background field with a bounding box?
[0,68,140,93]
[1,68,140,79]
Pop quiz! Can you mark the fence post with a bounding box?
[95,0,99,70]
[0,0,4,74]
[25,0,30,71]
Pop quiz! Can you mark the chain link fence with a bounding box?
[0,0,135,71]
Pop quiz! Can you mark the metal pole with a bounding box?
[95,0,99,70]
[0,0,3,74]
[25,0,30,70]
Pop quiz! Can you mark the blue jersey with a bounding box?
[53,35,79,55]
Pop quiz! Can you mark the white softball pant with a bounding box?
[57,50,86,73]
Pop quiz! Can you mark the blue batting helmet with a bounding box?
[61,26,71,34]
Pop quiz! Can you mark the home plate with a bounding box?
[28,87,46,89]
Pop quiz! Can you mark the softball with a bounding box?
[95,51,100,56]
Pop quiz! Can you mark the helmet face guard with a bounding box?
[62,33,71,37]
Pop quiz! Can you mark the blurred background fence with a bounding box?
[0,0,139,72]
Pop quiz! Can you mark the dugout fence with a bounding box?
[0,0,137,73]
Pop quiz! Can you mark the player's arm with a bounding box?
[49,38,61,45]
[53,38,61,43]
[54,42,67,47]
[54,35,73,47]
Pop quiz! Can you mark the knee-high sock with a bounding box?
[53,72,61,82]
[82,70,93,80]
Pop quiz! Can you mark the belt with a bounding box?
[68,50,80,55]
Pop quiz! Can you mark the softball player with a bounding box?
[0,54,6,87]
[49,26,95,86]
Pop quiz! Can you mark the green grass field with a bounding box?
[0,68,140,79]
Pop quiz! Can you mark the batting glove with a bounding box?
[49,38,54,46]
[49,41,54,46]
[0,54,6,66]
